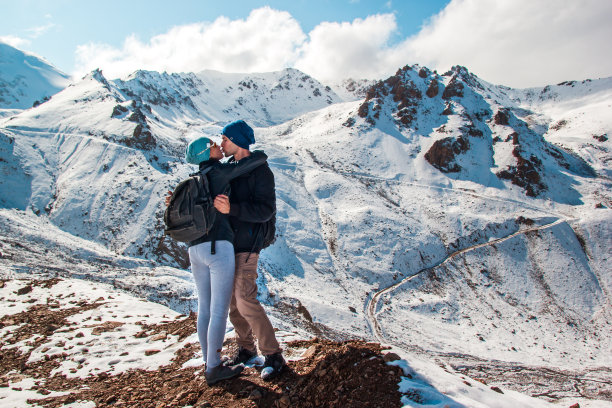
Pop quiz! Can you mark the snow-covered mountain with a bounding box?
[1,53,611,407]
[0,43,71,113]
[0,65,343,268]
[328,77,377,101]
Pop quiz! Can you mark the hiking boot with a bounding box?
[261,352,285,381]
[222,346,257,366]
[205,364,244,386]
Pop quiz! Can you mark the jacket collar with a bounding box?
[198,158,220,171]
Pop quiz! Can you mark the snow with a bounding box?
[0,376,85,408]
[0,279,187,379]
[0,277,192,407]
[1,42,611,406]
[0,43,71,110]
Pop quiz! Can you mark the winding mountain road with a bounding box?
[363,215,612,404]
[365,217,569,344]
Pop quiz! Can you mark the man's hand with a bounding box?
[214,194,230,214]
[165,191,172,207]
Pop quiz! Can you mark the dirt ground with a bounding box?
[0,278,405,408]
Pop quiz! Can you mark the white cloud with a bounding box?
[405,0,612,87]
[295,14,402,82]
[74,7,305,79]
[72,2,612,87]
[0,35,31,48]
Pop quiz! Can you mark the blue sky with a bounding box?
[1,0,449,73]
[2,0,612,87]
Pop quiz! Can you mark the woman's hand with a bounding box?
[214,194,230,214]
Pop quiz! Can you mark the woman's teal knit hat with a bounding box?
[185,136,212,164]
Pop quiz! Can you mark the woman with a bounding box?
[179,136,266,385]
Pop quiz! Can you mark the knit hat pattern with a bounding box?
[222,120,255,149]
[185,136,212,164]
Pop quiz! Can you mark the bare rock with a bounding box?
[134,330,148,338]
[426,79,439,98]
[442,103,453,115]
[16,285,33,295]
[248,389,263,400]
[593,134,607,142]
[496,147,546,197]
[424,136,470,173]
[92,321,124,335]
[442,78,464,99]
[150,331,168,341]
[301,345,318,359]
[494,109,510,125]
[383,352,401,363]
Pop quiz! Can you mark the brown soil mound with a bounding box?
[1,279,405,407]
[29,339,404,408]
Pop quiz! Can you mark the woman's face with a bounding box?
[209,143,223,160]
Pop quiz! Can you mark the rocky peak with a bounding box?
[352,62,597,201]
[86,69,110,86]
[444,65,470,77]
[356,64,427,128]
[116,71,201,110]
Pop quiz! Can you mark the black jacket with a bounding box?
[228,156,276,253]
[188,150,267,247]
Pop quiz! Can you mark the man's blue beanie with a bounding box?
[222,120,255,149]
[185,136,212,164]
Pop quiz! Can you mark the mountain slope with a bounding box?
[0,43,71,110]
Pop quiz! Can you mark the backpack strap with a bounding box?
[193,166,216,255]
[245,172,261,262]
[190,166,213,177]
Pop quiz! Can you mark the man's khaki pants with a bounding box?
[229,252,281,355]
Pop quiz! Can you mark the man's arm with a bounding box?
[214,165,275,223]
[216,150,267,181]
[232,164,275,222]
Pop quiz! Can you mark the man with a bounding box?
[213,119,285,380]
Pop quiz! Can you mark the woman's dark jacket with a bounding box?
[227,157,276,254]
[188,151,267,247]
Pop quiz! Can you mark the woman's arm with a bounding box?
[217,150,268,181]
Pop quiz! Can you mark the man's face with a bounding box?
[220,135,239,157]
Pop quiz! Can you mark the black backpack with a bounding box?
[164,168,216,242]
[248,172,276,249]
[261,215,276,249]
